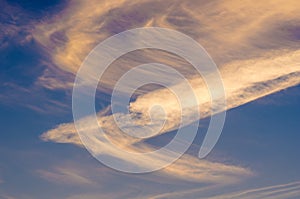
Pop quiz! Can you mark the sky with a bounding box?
[0,0,300,198]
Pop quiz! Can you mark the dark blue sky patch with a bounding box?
[0,44,45,87]
[4,0,68,16]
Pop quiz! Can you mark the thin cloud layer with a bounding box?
[41,116,253,184]
[37,167,94,185]
[37,0,299,191]
[41,47,300,144]
[147,181,300,199]
[0,0,299,198]
[42,50,299,180]
[33,0,300,91]
[205,181,300,199]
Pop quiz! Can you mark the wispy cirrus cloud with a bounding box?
[144,181,300,199]
[0,1,73,113]
[1,0,299,198]
[37,167,94,185]
[205,181,300,199]
[41,49,299,183]
[38,0,300,187]
[41,119,253,184]
[32,0,300,90]
[34,160,247,199]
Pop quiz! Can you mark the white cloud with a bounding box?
[37,0,299,190]
[32,0,300,90]
[41,49,299,182]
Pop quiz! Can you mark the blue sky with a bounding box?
[0,0,300,198]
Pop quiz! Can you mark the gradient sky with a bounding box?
[0,0,300,198]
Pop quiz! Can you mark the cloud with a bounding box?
[41,117,253,184]
[37,166,94,185]
[0,1,74,113]
[145,181,300,199]
[32,0,300,90]
[128,50,300,133]
[37,0,299,189]
[41,49,299,182]
[40,15,299,183]
[0,1,33,50]
[28,0,300,115]
[41,44,300,142]
[33,158,249,199]
[204,181,300,199]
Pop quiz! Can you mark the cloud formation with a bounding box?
[205,181,300,199]
[37,166,94,185]
[32,0,300,90]
[41,49,299,181]
[147,181,300,199]
[41,116,252,184]
[38,0,300,186]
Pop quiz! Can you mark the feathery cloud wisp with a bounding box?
[38,0,300,185]
[41,49,299,182]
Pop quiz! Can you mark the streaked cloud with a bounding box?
[37,166,94,185]
[32,0,300,90]
[32,0,300,197]
[41,118,253,184]
[38,0,300,187]
[0,1,73,113]
[0,0,299,198]
[144,181,300,199]
[0,1,33,50]
[34,160,248,199]
[205,181,300,199]
[41,49,299,182]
